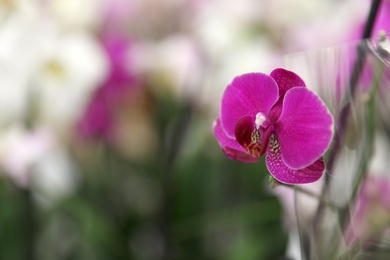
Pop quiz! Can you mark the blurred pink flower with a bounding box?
[344,175,390,245]
[213,68,334,184]
[0,127,54,188]
[77,34,138,140]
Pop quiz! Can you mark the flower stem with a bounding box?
[362,0,383,39]
[160,101,194,260]
[22,188,35,260]
[278,183,340,211]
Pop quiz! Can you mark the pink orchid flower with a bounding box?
[213,68,334,184]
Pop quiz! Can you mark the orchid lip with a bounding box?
[234,115,274,158]
[246,125,273,158]
[259,125,273,157]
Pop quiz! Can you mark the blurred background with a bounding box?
[0,0,383,259]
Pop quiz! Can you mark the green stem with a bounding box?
[22,188,35,260]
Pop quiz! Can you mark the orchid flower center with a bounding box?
[246,113,266,157]
[246,128,262,157]
[251,113,274,157]
[234,113,273,158]
[252,128,272,158]
[251,128,260,143]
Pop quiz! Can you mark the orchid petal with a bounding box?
[213,118,245,152]
[223,147,258,163]
[266,135,325,184]
[271,68,306,96]
[221,73,279,138]
[275,87,333,169]
[269,68,306,121]
[213,118,257,163]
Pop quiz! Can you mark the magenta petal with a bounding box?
[223,147,258,163]
[270,68,306,96]
[221,73,279,138]
[269,68,306,121]
[275,87,334,169]
[213,118,245,151]
[266,136,325,184]
[213,118,257,163]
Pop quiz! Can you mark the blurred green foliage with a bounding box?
[0,97,287,260]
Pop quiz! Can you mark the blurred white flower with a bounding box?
[34,31,107,134]
[0,0,40,22]
[131,35,204,100]
[48,0,104,30]
[191,1,282,116]
[32,145,80,203]
[280,0,367,51]
[0,2,108,136]
[194,0,254,59]
[204,37,279,115]
[0,3,49,125]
